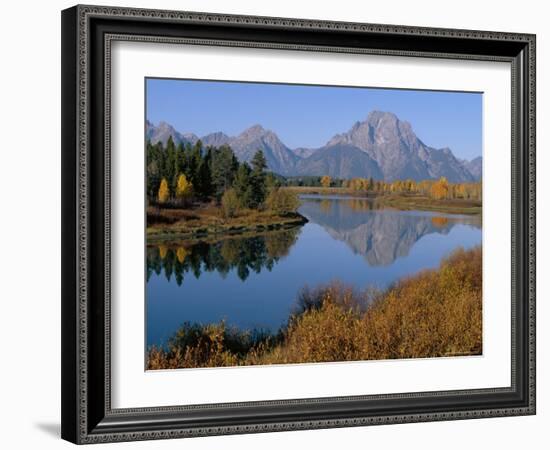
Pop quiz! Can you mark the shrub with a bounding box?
[147,246,482,369]
[147,322,275,370]
[221,188,240,218]
[266,188,300,215]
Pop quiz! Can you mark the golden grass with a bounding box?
[284,186,360,196]
[283,186,481,215]
[147,203,307,240]
[373,194,482,215]
[147,246,482,369]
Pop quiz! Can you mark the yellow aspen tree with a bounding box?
[431,177,449,200]
[175,173,193,202]
[176,247,188,264]
[321,175,332,188]
[158,244,168,260]
[158,178,170,204]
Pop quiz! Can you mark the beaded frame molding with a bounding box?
[61,4,536,444]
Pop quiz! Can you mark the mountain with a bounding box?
[146,120,190,147]
[463,156,483,180]
[146,112,480,181]
[324,111,474,182]
[147,122,299,175]
[201,131,230,148]
[292,147,317,158]
[227,125,300,175]
[295,144,383,179]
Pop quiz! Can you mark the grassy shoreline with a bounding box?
[147,188,480,242]
[373,194,481,215]
[284,186,372,197]
[147,204,307,242]
[147,246,482,369]
[284,186,481,215]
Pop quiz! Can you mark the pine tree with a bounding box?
[211,145,238,201]
[367,177,374,191]
[249,150,267,208]
[233,162,252,208]
[165,136,177,192]
[146,140,161,201]
[195,148,213,199]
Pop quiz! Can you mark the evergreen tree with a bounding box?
[189,140,203,186]
[266,173,280,190]
[233,162,252,208]
[195,147,213,199]
[249,150,268,208]
[175,142,186,176]
[165,136,178,192]
[211,145,238,201]
[367,177,374,191]
[146,140,161,201]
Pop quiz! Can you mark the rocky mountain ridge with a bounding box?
[146,111,482,181]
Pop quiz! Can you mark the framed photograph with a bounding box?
[61,5,536,444]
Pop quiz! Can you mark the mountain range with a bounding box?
[146,111,482,182]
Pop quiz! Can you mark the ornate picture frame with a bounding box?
[61,4,536,444]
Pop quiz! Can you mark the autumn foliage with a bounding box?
[147,246,482,369]
[320,175,332,188]
[431,177,449,200]
[175,173,193,203]
[324,174,482,201]
[157,178,170,204]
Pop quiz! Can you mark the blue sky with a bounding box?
[146,78,482,161]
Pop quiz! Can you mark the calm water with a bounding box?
[146,195,482,347]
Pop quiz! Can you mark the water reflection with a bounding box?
[146,198,481,283]
[147,195,482,346]
[299,196,481,266]
[147,227,301,284]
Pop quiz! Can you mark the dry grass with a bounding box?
[147,246,482,369]
[284,186,360,196]
[147,203,307,240]
[282,187,482,215]
[373,194,482,215]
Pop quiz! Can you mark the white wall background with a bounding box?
[0,0,546,448]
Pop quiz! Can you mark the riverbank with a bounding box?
[373,194,481,215]
[284,187,481,215]
[284,186,370,196]
[147,204,308,241]
[147,246,482,369]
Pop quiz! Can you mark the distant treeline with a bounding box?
[289,175,482,201]
[147,138,482,207]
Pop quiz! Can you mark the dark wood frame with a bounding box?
[61,4,536,444]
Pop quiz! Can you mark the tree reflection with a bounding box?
[146,227,301,285]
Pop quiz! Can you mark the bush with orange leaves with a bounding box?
[147,246,482,369]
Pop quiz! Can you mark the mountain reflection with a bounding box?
[147,197,482,284]
[298,197,482,266]
[147,227,301,285]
